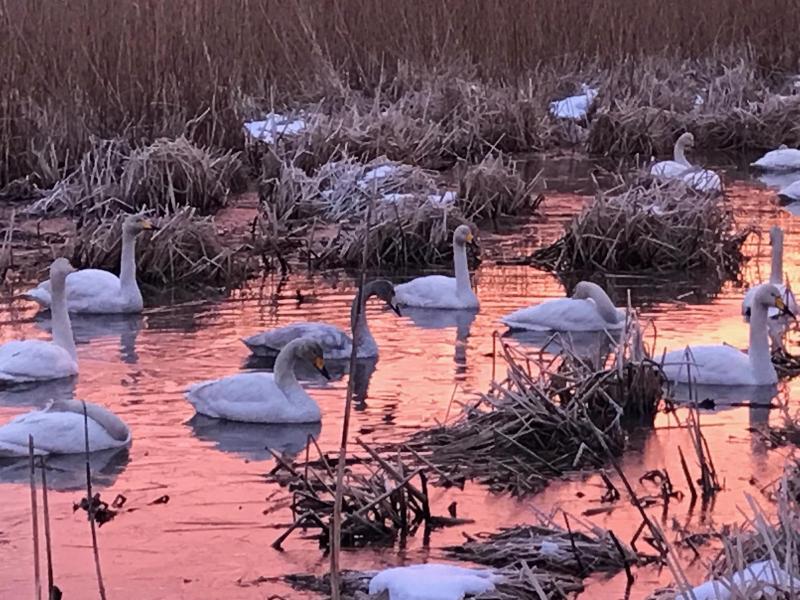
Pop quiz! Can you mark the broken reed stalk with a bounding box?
[329,199,373,600]
[82,401,107,600]
[29,436,41,600]
[39,458,56,600]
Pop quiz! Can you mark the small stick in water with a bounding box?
[29,435,42,600]
[83,401,107,600]
[39,457,59,599]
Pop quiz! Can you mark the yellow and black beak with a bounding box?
[466,231,474,243]
[141,219,159,231]
[776,296,796,319]
[313,356,331,380]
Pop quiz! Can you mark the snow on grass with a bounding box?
[368,564,497,600]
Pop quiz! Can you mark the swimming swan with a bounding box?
[0,399,131,457]
[0,258,78,384]
[501,281,626,332]
[650,132,722,193]
[779,179,800,202]
[25,214,155,314]
[751,145,800,172]
[186,338,330,424]
[243,280,401,359]
[394,224,479,309]
[662,283,792,386]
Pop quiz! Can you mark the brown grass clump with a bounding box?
[458,156,543,222]
[403,332,664,496]
[530,181,751,277]
[31,137,243,217]
[72,208,252,286]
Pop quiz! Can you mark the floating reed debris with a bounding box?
[265,439,460,550]
[30,137,243,217]
[771,348,800,380]
[530,181,750,276]
[403,333,664,496]
[446,510,643,578]
[73,208,253,286]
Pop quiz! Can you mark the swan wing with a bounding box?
[661,345,758,386]
[186,372,321,423]
[0,340,77,383]
[395,276,470,308]
[779,180,800,202]
[751,148,800,171]
[682,169,721,192]
[0,407,125,457]
[502,298,623,332]
[650,161,689,179]
[242,323,351,359]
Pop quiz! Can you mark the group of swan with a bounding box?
[751,144,800,202]
[650,132,722,193]
[0,223,480,454]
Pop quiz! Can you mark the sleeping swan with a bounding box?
[186,338,330,423]
[751,145,800,172]
[0,258,78,384]
[502,281,626,332]
[662,283,792,386]
[394,224,479,309]
[243,280,401,359]
[25,214,155,314]
[0,399,131,457]
[650,132,721,193]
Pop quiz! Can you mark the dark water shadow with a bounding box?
[0,377,77,408]
[0,447,130,492]
[668,383,779,425]
[187,414,321,461]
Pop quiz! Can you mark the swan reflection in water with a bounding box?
[0,447,130,492]
[400,308,476,376]
[244,354,378,407]
[187,415,321,461]
[0,377,76,408]
[504,328,622,366]
[668,382,780,425]
[35,313,144,364]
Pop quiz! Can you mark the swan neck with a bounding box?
[589,288,621,324]
[770,237,784,285]
[453,242,471,297]
[674,141,690,166]
[350,290,375,350]
[50,276,77,360]
[749,303,777,383]
[274,348,301,391]
[119,230,141,298]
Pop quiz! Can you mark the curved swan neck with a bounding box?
[453,241,471,297]
[274,347,301,391]
[50,274,77,360]
[119,229,142,299]
[770,231,784,286]
[587,287,622,324]
[674,140,691,166]
[749,301,777,383]
[350,287,376,350]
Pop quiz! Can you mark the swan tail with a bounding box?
[22,286,51,306]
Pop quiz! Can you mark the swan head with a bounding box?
[572,281,606,300]
[366,279,401,317]
[123,214,157,236]
[755,283,795,318]
[453,224,475,247]
[292,339,331,380]
[49,257,76,282]
[769,225,784,247]
[676,132,695,150]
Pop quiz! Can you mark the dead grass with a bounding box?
[530,181,751,276]
[72,209,253,286]
[458,156,543,222]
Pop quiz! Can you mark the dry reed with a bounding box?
[530,181,751,276]
[72,209,253,286]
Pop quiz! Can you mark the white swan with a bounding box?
[662,284,791,386]
[650,133,722,193]
[25,214,155,314]
[779,179,800,202]
[0,258,78,384]
[0,399,131,457]
[742,226,798,319]
[186,338,329,423]
[394,225,479,309]
[243,280,401,359]
[751,145,800,172]
[549,84,598,120]
[501,281,626,332]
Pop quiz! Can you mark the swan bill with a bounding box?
[776,296,796,319]
[314,356,331,380]
[388,299,402,317]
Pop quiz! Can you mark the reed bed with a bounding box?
[403,332,664,496]
[458,156,543,222]
[530,181,751,276]
[30,137,243,217]
[73,209,252,286]
[446,510,642,577]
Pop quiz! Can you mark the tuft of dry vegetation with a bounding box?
[402,331,664,496]
[458,156,543,222]
[530,181,751,276]
[72,209,253,286]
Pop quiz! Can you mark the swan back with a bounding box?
[46,399,131,443]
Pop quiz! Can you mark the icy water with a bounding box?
[2,160,800,599]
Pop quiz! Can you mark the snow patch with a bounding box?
[369,564,497,600]
[549,84,598,120]
[676,560,800,600]
[244,113,307,143]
